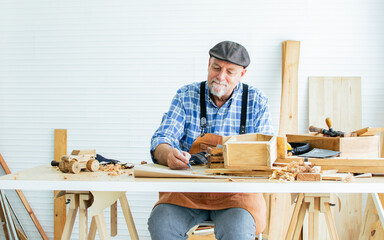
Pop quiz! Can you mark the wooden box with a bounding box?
[285,134,380,158]
[223,133,277,169]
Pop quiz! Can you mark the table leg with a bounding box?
[61,194,79,240]
[88,216,96,240]
[94,211,110,240]
[324,202,339,240]
[119,194,139,240]
[79,194,90,240]
[293,202,309,240]
[308,197,320,240]
[286,193,304,240]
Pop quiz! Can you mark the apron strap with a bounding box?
[240,83,248,134]
[200,81,248,135]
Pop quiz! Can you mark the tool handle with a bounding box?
[51,160,59,167]
[309,125,324,133]
[325,117,332,129]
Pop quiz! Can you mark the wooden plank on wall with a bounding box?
[279,40,300,136]
[54,129,67,240]
[308,77,362,132]
[307,77,362,240]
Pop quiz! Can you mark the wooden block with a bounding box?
[322,173,352,181]
[297,173,322,181]
[207,147,223,156]
[71,149,96,155]
[208,156,224,163]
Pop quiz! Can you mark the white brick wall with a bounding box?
[0,0,383,239]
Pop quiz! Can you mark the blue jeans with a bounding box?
[148,204,256,240]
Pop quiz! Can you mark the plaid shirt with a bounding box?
[150,81,274,161]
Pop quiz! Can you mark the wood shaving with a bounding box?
[269,161,319,182]
[100,164,125,176]
[141,161,148,164]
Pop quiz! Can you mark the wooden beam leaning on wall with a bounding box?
[54,129,67,240]
[279,40,300,137]
[0,153,48,240]
[266,40,301,240]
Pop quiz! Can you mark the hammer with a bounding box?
[309,117,357,137]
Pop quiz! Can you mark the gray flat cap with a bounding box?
[209,41,250,68]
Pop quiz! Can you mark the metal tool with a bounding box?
[309,117,356,137]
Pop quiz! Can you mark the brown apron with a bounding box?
[155,133,267,235]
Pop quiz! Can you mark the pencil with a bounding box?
[173,140,192,168]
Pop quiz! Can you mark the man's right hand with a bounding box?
[153,143,191,170]
[167,148,191,170]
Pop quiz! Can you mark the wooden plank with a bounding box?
[297,173,322,181]
[308,77,361,133]
[359,194,379,239]
[279,40,300,136]
[54,129,67,240]
[268,193,294,240]
[0,153,48,240]
[308,76,362,240]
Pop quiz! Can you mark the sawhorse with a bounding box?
[285,193,338,240]
[59,191,139,240]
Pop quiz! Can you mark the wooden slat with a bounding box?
[54,129,67,240]
[279,40,300,136]
[0,153,48,240]
[308,77,362,132]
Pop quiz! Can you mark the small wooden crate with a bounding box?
[285,134,380,158]
[223,133,277,169]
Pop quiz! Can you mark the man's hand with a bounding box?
[153,143,191,169]
[167,148,191,170]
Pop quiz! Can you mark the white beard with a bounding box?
[209,79,229,97]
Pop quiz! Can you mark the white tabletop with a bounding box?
[0,165,384,193]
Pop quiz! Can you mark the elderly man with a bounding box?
[148,41,274,240]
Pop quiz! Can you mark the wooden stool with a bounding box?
[59,191,139,240]
[285,193,339,240]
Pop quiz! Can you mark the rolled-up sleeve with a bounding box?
[150,92,186,162]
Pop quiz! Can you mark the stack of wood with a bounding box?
[207,146,224,168]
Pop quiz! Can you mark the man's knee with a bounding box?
[147,204,194,240]
[213,208,256,240]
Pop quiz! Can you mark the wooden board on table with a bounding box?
[307,77,362,240]
[308,77,361,132]
[134,164,215,178]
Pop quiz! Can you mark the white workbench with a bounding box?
[1,164,384,193]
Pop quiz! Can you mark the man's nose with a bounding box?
[217,70,226,81]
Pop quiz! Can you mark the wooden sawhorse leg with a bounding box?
[60,191,139,240]
[285,193,339,240]
[61,192,92,240]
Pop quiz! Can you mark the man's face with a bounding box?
[207,57,247,99]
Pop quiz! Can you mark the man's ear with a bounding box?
[208,57,212,69]
[240,68,247,78]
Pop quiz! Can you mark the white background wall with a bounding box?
[0,0,383,239]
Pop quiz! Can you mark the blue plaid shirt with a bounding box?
[150,81,274,161]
